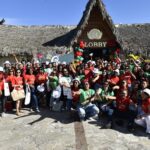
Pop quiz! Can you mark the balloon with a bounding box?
[75,51,83,56]
[116,48,120,54]
[37,53,43,59]
[79,41,85,49]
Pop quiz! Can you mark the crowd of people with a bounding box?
[0,55,150,134]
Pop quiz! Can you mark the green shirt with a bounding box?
[97,88,114,103]
[80,89,95,104]
[49,76,59,90]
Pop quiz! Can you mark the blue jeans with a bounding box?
[66,99,72,111]
[77,103,99,119]
[30,87,39,109]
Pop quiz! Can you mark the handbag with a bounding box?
[4,82,10,96]
[52,100,63,112]
[24,85,31,105]
[11,89,25,101]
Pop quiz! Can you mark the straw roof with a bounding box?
[70,0,118,45]
[0,0,150,57]
[0,25,75,56]
[116,24,150,56]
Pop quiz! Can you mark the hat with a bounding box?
[34,60,39,64]
[0,66,4,72]
[89,53,93,56]
[114,69,120,75]
[45,61,49,65]
[143,88,150,96]
[91,61,96,65]
[72,78,80,84]
[4,60,10,65]
[93,68,102,74]
[62,61,67,65]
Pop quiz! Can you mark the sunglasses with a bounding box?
[17,72,21,73]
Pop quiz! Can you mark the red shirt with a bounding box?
[6,75,15,85]
[116,96,130,112]
[120,72,132,85]
[0,80,4,91]
[110,76,120,85]
[71,87,80,103]
[6,75,15,90]
[142,98,150,113]
[13,76,24,90]
[84,69,92,81]
[36,73,47,85]
[24,74,35,85]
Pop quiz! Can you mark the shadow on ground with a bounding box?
[14,108,79,125]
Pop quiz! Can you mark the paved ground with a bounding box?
[0,108,150,150]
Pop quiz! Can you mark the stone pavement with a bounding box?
[0,108,150,150]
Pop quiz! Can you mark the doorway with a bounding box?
[83,48,110,61]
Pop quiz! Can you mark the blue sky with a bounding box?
[0,0,150,25]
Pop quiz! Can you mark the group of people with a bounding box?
[0,56,150,134]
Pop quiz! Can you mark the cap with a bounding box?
[72,78,80,84]
[143,88,150,96]
[92,68,102,74]
[4,60,10,65]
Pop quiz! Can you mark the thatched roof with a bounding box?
[0,24,150,57]
[0,25,75,56]
[116,24,150,56]
[69,0,117,45]
[0,0,150,57]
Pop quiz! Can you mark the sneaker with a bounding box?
[35,108,40,113]
[127,123,135,132]
[115,120,124,127]
[30,108,34,112]
[92,114,99,121]
[101,122,112,129]
[16,112,20,116]
[1,112,6,117]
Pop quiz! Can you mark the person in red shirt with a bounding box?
[35,68,48,86]
[6,69,15,91]
[35,67,48,107]
[12,69,24,116]
[24,68,39,112]
[135,88,150,134]
[113,90,137,131]
[84,63,92,81]
[120,66,136,94]
[0,67,6,117]
[108,70,120,86]
[71,78,81,108]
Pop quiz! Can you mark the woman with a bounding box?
[59,68,73,111]
[77,81,99,121]
[6,69,15,92]
[135,88,150,134]
[0,67,6,117]
[35,67,48,107]
[49,70,59,109]
[71,78,81,109]
[24,68,40,112]
[13,69,25,116]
